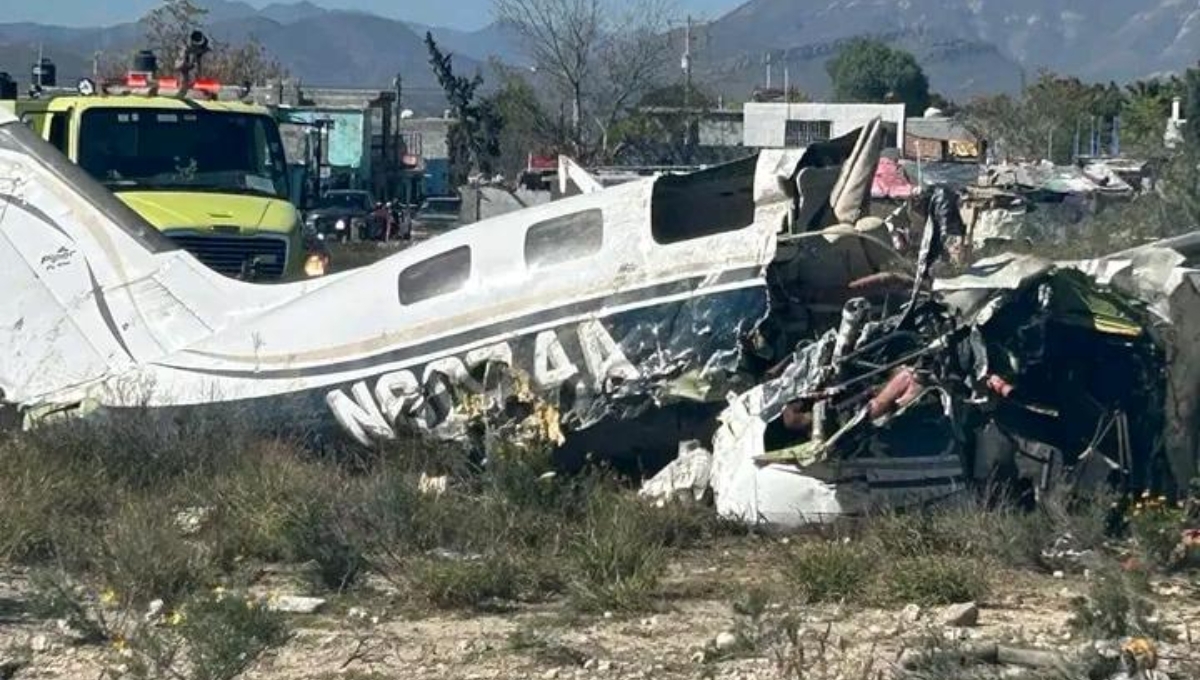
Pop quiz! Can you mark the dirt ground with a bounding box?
[3,539,1197,680]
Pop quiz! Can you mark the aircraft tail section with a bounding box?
[0,111,267,407]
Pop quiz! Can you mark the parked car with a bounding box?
[414,195,462,231]
[306,190,385,242]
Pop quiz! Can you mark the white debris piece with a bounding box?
[638,440,712,502]
[709,386,846,527]
[174,506,212,536]
[268,595,327,614]
[714,631,739,652]
[418,473,448,496]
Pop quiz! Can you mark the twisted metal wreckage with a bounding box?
[1,107,1198,526]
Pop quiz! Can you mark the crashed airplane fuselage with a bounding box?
[0,108,895,453]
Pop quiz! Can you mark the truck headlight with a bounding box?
[335,219,347,231]
[304,253,328,277]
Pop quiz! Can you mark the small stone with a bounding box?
[174,506,212,536]
[267,595,327,614]
[1053,570,1065,579]
[145,599,164,621]
[938,602,980,628]
[597,660,612,672]
[29,635,49,653]
[900,604,922,623]
[714,631,739,652]
[602,611,613,619]
[543,668,561,680]
[897,648,923,669]
[583,658,597,670]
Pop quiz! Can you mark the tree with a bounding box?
[493,0,675,161]
[962,72,1131,163]
[484,66,563,181]
[826,38,930,115]
[426,33,503,187]
[139,0,286,85]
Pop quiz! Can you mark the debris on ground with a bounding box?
[267,595,328,615]
[938,602,980,628]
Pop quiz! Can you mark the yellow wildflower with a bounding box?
[99,589,118,606]
[167,610,184,626]
[111,635,127,652]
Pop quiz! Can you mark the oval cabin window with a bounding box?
[398,246,472,304]
[524,209,604,269]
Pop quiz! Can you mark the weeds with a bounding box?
[872,556,989,607]
[565,492,667,613]
[1127,491,1188,570]
[1068,563,1164,640]
[92,499,210,608]
[126,590,289,680]
[412,554,521,610]
[771,620,880,680]
[785,540,874,604]
[506,626,589,667]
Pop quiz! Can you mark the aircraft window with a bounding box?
[398,246,471,304]
[650,155,757,245]
[524,209,604,268]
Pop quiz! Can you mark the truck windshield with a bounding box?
[319,193,372,211]
[77,108,289,199]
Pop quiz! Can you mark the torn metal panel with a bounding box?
[639,440,713,503]
[1068,246,1200,489]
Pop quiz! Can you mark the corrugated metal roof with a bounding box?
[906,117,975,142]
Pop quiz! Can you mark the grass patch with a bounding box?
[91,498,210,608]
[1068,563,1165,640]
[784,540,875,604]
[412,554,521,610]
[127,590,290,680]
[565,492,667,613]
[506,626,590,667]
[871,555,990,607]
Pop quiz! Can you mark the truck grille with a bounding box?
[166,233,288,280]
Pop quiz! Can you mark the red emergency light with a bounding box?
[125,73,150,88]
[192,78,221,96]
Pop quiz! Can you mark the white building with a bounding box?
[742,102,906,149]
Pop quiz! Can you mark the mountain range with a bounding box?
[0,0,1197,111]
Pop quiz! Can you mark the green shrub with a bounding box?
[91,498,209,608]
[127,590,289,680]
[784,540,874,604]
[872,555,990,606]
[206,440,333,564]
[413,555,521,609]
[565,492,666,613]
[1127,492,1186,570]
[1069,563,1163,640]
[0,438,106,564]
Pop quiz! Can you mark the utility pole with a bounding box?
[765,52,772,90]
[392,72,403,201]
[682,15,693,110]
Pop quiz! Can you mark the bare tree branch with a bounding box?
[493,0,676,161]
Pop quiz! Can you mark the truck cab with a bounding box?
[18,88,323,281]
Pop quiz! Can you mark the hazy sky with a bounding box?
[11,0,743,30]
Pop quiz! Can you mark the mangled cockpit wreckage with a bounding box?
[2,104,1197,527]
